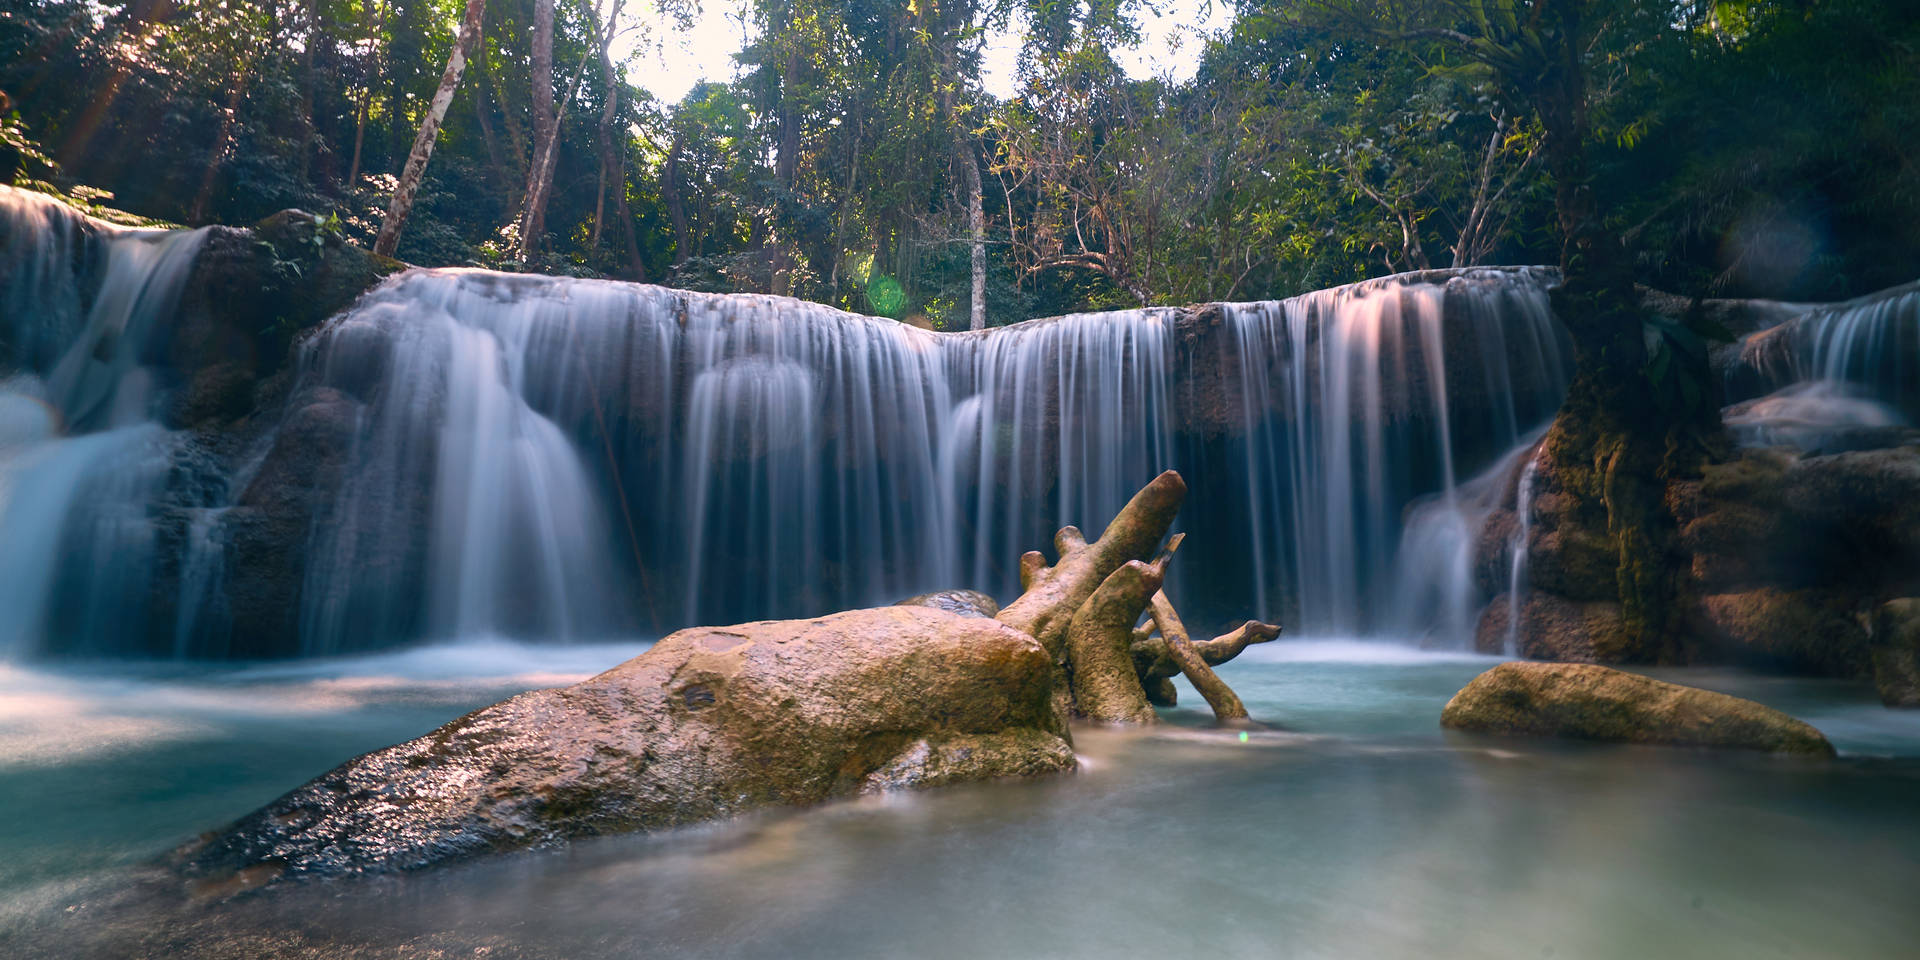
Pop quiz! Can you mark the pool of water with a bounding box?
[3,639,1918,958]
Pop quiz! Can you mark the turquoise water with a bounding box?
[3,640,1918,958]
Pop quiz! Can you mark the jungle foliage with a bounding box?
[1,0,1914,325]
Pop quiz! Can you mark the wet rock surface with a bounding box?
[178,606,1073,885]
[1483,435,1920,677]
[1871,599,1920,707]
[1692,588,1871,678]
[1441,662,1835,755]
[1475,593,1624,661]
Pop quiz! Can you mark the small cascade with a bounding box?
[1729,282,1920,441]
[0,188,208,658]
[682,358,826,619]
[1389,430,1548,646]
[293,273,634,652]
[1785,283,1920,412]
[1722,380,1906,449]
[1504,444,1545,657]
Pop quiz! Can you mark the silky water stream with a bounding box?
[2,643,1917,959]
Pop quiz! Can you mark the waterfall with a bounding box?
[274,267,1562,651]
[1783,282,1920,412]
[1213,268,1568,633]
[944,308,1180,608]
[292,273,635,652]
[1727,281,1920,444]
[0,188,208,657]
[1,189,1577,657]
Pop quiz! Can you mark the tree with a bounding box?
[375,0,488,259]
[1283,0,1719,659]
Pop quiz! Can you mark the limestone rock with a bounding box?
[1672,446,1920,594]
[1693,588,1871,678]
[894,588,1001,618]
[1441,662,1835,755]
[1870,599,1920,708]
[1475,592,1626,662]
[1520,524,1620,602]
[179,607,1074,884]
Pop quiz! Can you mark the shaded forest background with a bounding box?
[2,0,1916,327]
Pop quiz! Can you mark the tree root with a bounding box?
[995,470,1277,727]
[1131,619,1282,707]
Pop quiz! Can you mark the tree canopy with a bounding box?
[2,0,1914,324]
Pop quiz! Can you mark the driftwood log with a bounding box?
[995,470,1281,726]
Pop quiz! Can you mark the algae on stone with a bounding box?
[1441,661,1834,756]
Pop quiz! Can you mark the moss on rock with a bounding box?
[1441,661,1835,755]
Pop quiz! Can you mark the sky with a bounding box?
[621,0,1234,104]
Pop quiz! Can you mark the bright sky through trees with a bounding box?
[624,0,1233,103]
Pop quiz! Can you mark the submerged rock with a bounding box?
[179,606,1074,885]
[894,588,1001,618]
[1440,662,1835,756]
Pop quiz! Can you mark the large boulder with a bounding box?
[1440,662,1835,755]
[178,606,1074,886]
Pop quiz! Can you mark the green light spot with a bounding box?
[866,275,906,317]
[1238,731,1249,743]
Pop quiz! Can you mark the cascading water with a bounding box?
[291,275,633,651]
[1212,269,1569,633]
[1504,444,1545,657]
[275,267,1563,651]
[1727,281,1920,444]
[0,188,1576,658]
[0,188,208,657]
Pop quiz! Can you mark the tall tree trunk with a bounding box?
[374,0,487,258]
[515,15,602,262]
[964,138,985,330]
[1531,0,1709,663]
[386,0,418,166]
[664,131,691,265]
[297,0,319,183]
[590,4,620,252]
[936,29,985,330]
[347,0,381,188]
[478,53,529,211]
[613,167,647,281]
[518,0,557,258]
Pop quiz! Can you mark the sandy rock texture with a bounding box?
[180,606,1075,885]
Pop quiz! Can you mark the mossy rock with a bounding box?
[1441,661,1835,756]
